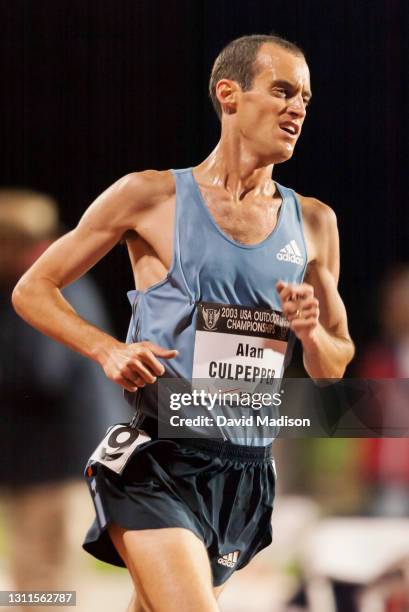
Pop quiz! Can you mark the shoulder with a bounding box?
[293,193,339,270]
[295,193,338,232]
[110,169,175,210]
[77,169,176,235]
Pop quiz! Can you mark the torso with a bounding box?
[125,168,322,292]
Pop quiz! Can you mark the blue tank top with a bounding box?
[125,167,308,446]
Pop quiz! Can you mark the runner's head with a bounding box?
[209,34,311,164]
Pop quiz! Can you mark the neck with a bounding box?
[195,129,276,201]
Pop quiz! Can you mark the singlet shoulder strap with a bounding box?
[275,182,304,223]
[169,169,195,302]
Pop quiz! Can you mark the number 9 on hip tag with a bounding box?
[86,424,149,474]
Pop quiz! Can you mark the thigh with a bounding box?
[108,523,219,612]
[126,590,144,612]
[213,583,228,600]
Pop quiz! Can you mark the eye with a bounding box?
[272,87,288,98]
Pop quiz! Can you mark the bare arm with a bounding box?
[277,202,354,378]
[12,172,177,391]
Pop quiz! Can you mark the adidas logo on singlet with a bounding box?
[217,550,240,568]
[276,240,304,266]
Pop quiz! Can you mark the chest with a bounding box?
[200,188,283,245]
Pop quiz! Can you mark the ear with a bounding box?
[215,79,240,115]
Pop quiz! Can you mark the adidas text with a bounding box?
[276,240,304,266]
[277,252,303,265]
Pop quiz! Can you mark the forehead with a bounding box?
[253,43,311,88]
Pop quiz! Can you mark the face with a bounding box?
[220,43,312,163]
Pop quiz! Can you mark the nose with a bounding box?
[287,94,307,118]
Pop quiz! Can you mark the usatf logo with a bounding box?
[217,550,240,568]
[202,307,221,331]
[276,240,304,266]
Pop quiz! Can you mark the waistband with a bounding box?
[175,437,273,461]
[133,414,272,461]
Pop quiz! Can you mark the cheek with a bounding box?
[240,104,276,135]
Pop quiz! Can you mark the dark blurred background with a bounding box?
[1,0,408,360]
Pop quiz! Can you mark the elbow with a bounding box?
[12,280,25,314]
[332,340,355,379]
[11,276,32,318]
[304,337,355,381]
[345,338,356,369]
[334,340,355,379]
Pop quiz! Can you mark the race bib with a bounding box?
[192,302,290,395]
[86,423,150,474]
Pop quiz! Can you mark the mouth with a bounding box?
[278,123,299,139]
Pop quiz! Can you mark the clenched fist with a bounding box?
[100,340,178,392]
[276,281,320,343]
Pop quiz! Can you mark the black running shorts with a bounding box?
[83,436,275,587]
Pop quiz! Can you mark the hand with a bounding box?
[276,281,320,344]
[100,340,178,392]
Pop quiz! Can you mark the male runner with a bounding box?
[13,34,354,611]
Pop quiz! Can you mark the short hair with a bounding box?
[209,34,305,121]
